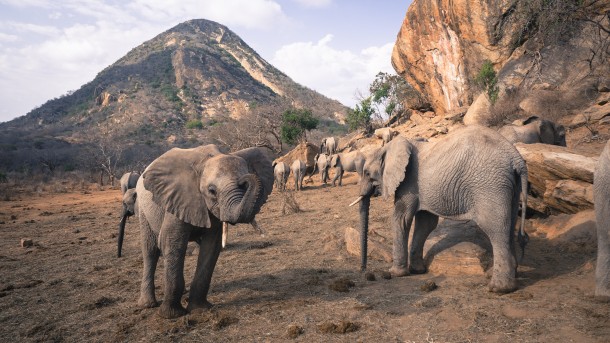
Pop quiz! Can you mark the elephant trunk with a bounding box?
[225,174,261,224]
[359,195,371,271]
[117,208,128,258]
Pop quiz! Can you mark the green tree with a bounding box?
[475,60,499,103]
[280,108,319,145]
[346,97,373,131]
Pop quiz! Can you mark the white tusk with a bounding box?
[349,196,363,207]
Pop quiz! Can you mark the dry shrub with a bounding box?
[281,191,301,215]
[487,88,526,127]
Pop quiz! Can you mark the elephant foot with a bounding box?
[389,265,409,277]
[595,286,610,300]
[137,296,159,309]
[187,300,214,313]
[159,303,188,319]
[488,278,517,294]
[409,262,427,274]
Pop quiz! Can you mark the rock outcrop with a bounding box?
[392,0,610,116]
[515,143,597,214]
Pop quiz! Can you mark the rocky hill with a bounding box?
[0,19,347,172]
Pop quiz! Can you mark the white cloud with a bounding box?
[271,35,394,107]
[4,21,61,36]
[0,32,18,42]
[292,0,332,8]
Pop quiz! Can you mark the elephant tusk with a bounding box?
[349,196,363,207]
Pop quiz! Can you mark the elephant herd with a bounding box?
[115,118,608,319]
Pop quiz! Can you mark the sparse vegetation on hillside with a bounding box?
[474,60,499,104]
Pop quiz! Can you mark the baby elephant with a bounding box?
[291,159,306,191]
[272,161,290,191]
[499,116,566,146]
[374,127,399,146]
[594,140,610,298]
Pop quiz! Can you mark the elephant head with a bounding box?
[539,120,566,146]
[143,145,274,228]
[352,137,413,270]
[118,188,137,257]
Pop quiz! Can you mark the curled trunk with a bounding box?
[225,174,262,224]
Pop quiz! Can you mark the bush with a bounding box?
[185,120,204,130]
[280,108,318,145]
[474,60,499,104]
[346,98,373,131]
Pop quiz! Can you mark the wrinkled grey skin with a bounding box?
[291,159,306,191]
[499,116,566,146]
[356,126,529,293]
[134,145,273,318]
[120,172,140,195]
[314,153,331,184]
[594,140,610,298]
[273,161,290,191]
[320,137,338,155]
[374,127,399,146]
[330,150,365,186]
[118,188,137,257]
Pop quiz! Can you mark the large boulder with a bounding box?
[274,142,320,175]
[515,143,597,214]
[463,93,492,126]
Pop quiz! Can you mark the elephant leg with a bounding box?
[339,170,344,186]
[478,214,517,293]
[187,225,223,312]
[138,216,160,308]
[331,167,340,186]
[390,201,416,277]
[596,201,610,297]
[158,214,192,318]
[409,211,439,274]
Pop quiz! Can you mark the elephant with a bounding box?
[313,153,331,184]
[272,161,290,191]
[130,145,273,318]
[374,127,399,146]
[330,150,365,186]
[291,159,306,191]
[594,139,610,298]
[350,126,529,293]
[320,137,338,155]
[499,116,566,146]
[120,171,140,194]
[117,188,137,257]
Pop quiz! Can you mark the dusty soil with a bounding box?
[0,169,608,343]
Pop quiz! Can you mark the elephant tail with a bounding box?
[517,164,529,263]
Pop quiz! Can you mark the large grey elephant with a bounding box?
[374,127,399,146]
[272,161,290,191]
[130,145,273,318]
[120,171,140,194]
[291,159,306,191]
[499,116,566,146]
[313,153,331,184]
[320,137,338,155]
[594,140,610,298]
[330,150,365,186]
[351,126,529,293]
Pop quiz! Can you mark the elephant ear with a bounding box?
[538,120,555,144]
[231,147,274,210]
[143,145,221,228]
[381,136,413,200]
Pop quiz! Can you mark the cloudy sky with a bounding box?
[0,0,411,123]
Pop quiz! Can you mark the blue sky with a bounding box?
[0,0,411,123]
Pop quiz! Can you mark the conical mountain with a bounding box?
[0,19,347,149]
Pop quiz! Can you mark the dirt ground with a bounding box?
[0,167,608,343]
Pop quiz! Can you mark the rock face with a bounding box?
[392,0,610,116]
[274,142,320,175]
[515,143,597,214]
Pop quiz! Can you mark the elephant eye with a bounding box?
[208,185,217,196]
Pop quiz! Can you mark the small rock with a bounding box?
[420,280,438,292]
[287,324,304,339]
[20,238,33,248]
[381,271,392,280]
[365,272,376,281]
